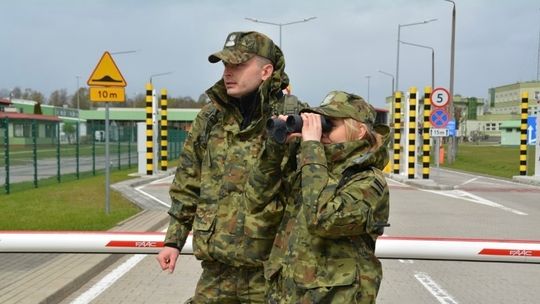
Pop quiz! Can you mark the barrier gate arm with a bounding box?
[1,232,540,263]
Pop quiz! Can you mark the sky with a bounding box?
[1,0,540,109]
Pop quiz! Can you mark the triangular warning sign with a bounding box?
[87,51,127,87]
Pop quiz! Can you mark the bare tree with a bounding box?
[49,89,68,107]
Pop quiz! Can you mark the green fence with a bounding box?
[1,118,187,194]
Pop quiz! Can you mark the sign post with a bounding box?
[87,51,127,214]
[430,87,451,168]
[534,115,540,179]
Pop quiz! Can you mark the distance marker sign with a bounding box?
[431,87,450,108]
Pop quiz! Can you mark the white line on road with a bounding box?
[436,168,539,188]
[414,272,459,304]
[421,189,528,215]
[70,227,169,303]
[70,254,147,304]
[134,174,173,208]
[135,186,171,208]
[460,177,479,186]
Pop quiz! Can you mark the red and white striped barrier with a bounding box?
[1,232,539,263]
[377,236,540,263]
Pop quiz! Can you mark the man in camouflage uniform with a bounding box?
[156,31,302,303]
[246,91,390,303]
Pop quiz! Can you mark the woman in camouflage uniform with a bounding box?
[246,91,390,303]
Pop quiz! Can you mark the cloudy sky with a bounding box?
[1,0,539,108]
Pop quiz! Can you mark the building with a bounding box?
[476,81,540,144]
[5,98,199,144]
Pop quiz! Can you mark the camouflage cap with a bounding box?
[208,31,277,65]
[305,91,376,125]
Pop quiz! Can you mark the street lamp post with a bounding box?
[536,8,539,81]
[75,75,80,111]
[245,17,317,48]
[400,40,435,89]
[75,75,81,179]
[365,75,371,102]
[444,0,457,163]
[378,70,395,96]
[395,18,437,92]
[150,71,174,84]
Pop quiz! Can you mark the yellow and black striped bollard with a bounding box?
[393,91,402,174]
[422,87,432,179]
[408,87,417,179]
[160,89,168,171]
[145,83,153,175]
[519,92,528,176]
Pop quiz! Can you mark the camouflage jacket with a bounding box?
[258,127,390,301]
[164,48,306,267]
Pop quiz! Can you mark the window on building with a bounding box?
[45,124,56,138]
[13,123,31,137]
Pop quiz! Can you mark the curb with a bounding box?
[386,173,455,190]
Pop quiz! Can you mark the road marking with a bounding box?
[399,259,414,264]
[70,228,169,303]
[460,177,478,186]
[134,186,171,208]
[421,189,527,215]
[414,272,458,304]
[70,254,147,304]
[436,168,538,188]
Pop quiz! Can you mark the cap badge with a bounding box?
[225,34,237,47]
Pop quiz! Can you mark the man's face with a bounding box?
[222,57,273,98]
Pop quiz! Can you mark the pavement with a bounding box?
[0,171,173,304]
[2,165,539,304]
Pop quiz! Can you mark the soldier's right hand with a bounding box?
[156,246,180,273]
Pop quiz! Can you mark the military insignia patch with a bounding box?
[321,92,335,106]
[225,34,237,47]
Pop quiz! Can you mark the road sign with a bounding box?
[528,116,537,145]
[431,87,451,108]
[87,51,127,87]
[430,128,449,137]
[447,120,456,136]
[89,87,126,102]
[429,108,450,128]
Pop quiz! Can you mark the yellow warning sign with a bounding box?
[87,51,127,87]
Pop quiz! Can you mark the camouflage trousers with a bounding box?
[186,260,266,304]
[266,273,378,304]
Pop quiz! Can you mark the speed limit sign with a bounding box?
[431,87,451,107]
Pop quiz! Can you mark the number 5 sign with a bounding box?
[431,87,451,108]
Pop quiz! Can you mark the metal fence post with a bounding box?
[76,121,80,179]
[32,119,38,188]
[3,118,9,194]
[57,122,61,183]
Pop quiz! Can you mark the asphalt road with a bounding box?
[60,168,540,304]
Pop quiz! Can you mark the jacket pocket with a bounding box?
[192,206,217,260]
[293,258,357,289]
[241,199,284,263]
[244,198,283,239]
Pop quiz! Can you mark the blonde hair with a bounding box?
[343,118,382,151]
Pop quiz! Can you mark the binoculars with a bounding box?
[266,114,333,144]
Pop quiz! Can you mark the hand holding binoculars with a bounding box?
[266,114,332,144]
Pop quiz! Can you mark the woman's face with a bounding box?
[321,118,367,144]
[321,119,348,144]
